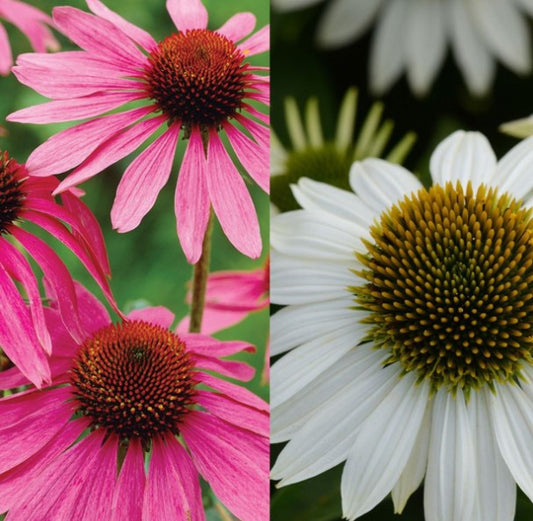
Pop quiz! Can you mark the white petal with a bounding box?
[272,361,401,485]
[424,388,476,521]
[491,135,533,200]
[271,347,388,442]
[271,210,364,260]
[429,130,497,190]
[500,115,533,139]
[271,296,356,356]
[341,374,430,520]
[468,0,531,73]
[271,130,287,176]
[349,158,422,215]
[405,0,448,96]
[449,0,496,95]
[471,389,516,521]
[271,250,358,305]
[515,0,533,16]
[292,177,376,228]
[490,382,533,502]
[317,0,383,48]
[271,321,369,408]
[272,0,323,12]
[369,0,409,95]
[391,403,432,513]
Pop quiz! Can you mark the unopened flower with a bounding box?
[0,283,269,521]
[271,130,533,520]
[273,0,533,96]
[9,0,269,263]
[0,0,58,75]
[0,150,114,388]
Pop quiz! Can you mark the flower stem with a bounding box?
[215,502,235,521]
[188,210,213,333]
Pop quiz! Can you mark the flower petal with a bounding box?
[217,12,256,42]
[166,0,208,32]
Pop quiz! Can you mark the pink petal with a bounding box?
[194,354,255,381]
[143,434,205,521]
[53,7,146,68]
[111,439,145,521]
[25,106,151,177]
[177,308,252,335]
[197,372,268,411]
[181,411,269,521]
[181,334,255,357]
[0,386,73,474]
[205,130,262,259]
[243,103,269,124]
[216,13,256,42]
[175,129,210,264]
[127,306,175,329]
[86,0,157,52]
[237,114,269,147]
[224,122,269,193]
[166,0,208,32]
[12,227,86,344]
[0,418,88,513]
[0,238,51,353]
[0,23,12,75]
[9,91,141,124]
[196,390,269,437]
[111,124,180,232]
[55,116,165,193]
[239,25,269,56]
[0,261,50,387]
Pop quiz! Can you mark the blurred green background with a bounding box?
[0,0,268,412]
[271,4,533,521]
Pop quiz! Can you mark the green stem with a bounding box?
[189,210,213,333]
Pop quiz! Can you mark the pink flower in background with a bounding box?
[0,150,115,388]
[0,284,269,521]
[9,0,269,263]
[0,0,58,75]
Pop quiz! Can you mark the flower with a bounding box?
[0,149,115,389]
[0,283,269,521]
[0,0,58,75]
[271,130,533,520]
[8,0,269,263]
[271,88,415,212]
[272,0,533,96]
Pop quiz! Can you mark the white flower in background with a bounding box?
[272,0,533,96]
[271,130,533,521]
[271,87,415,211]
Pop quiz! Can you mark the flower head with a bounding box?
[8,0,269,263]
[271,130,533,520]
[273,0,533,96]
[271,88,415,211]
[0,0,58,75]
[0,149,114,389]
[0,283,269,521]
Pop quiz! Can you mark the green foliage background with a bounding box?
[271,4,533,521]
[0,4,268,517]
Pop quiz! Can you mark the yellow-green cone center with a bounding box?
[353,181,533,391]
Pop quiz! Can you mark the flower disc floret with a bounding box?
[0,151,25,235]
[145,29,247,131]
[70,320,196,441]
[353,181,533,391]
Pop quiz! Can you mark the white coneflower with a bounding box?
[271,87,415,211]
[271,129,533,521]
[272,0,533,96]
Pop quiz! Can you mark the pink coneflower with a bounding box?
[0,0,58,75]
[0,149,114,389]
[9,0,269,263]
[0,283,269,521]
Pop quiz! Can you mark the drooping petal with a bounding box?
[182,335,255,357]
[181,411,268,521]
[175,130,210,264]
[166,0,208,32]
[111,124,180,233]
[143,435,205,521]
[238,25,269,56]
[194,354,255,381]
[0,23,12,75]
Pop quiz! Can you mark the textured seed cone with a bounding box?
[0,151,25,235]
[353,181,533,392]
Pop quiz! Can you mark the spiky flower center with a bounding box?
[0,151,25,235]
[353,182,533,391]
[70,320,196,442]
[145,29,247,133]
